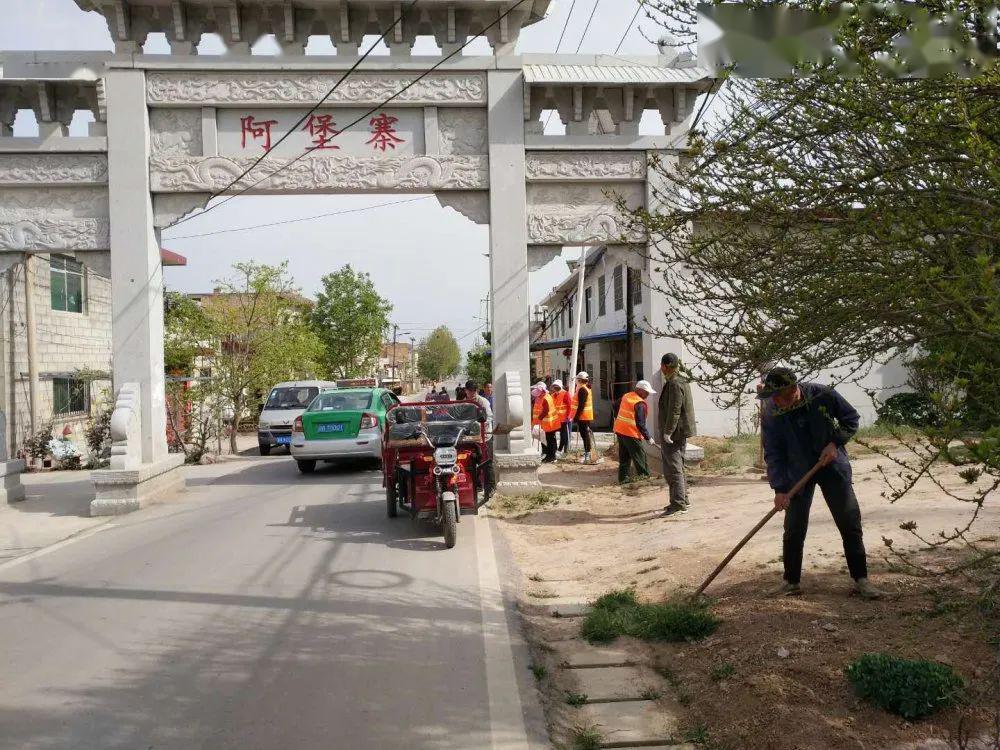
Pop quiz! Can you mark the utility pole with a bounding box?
[23,255,39,434]
[625,265,636,385]
[410,336,416,392]
[390,324,399,388]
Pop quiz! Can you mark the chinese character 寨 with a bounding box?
[302,114,341,150]
[241,115,279,152]
[367,113,405,152]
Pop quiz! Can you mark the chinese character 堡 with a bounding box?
[367,113,405,152]
[302,114,341,150]
[240,115,279,152]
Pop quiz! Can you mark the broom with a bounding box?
[691,458,825,600]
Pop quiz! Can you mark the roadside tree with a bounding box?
[310,265,393,379]
[465,332,492,386]
[417,326,461,382]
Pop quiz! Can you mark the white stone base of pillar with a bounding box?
[494,451,543,493]
[90,453,185,517]
[0,459,26,504]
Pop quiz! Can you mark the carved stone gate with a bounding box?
[0,0,712,509]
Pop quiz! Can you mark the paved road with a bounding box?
[0,457,541,749]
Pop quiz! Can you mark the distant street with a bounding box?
[0,456,540,750]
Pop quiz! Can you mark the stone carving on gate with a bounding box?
[150,154,488,192]
[439,109,488,155]
[0,218,110,251]
[146,72,487,106]
[435,191,490,224]
[525,151,646,182]
[0,187,108,222]
[150,109,203,156]
[526,184,645,245]
[0,154,108,186]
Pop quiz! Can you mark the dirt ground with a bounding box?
[492,444,1000,750]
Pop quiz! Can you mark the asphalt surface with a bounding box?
[0,456,540,750]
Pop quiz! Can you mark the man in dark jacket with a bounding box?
[760,367,882,599]
[658,353,697,516]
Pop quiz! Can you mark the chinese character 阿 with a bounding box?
[240,115,279,152]
[367,113,405,152]
[302,114,341,150]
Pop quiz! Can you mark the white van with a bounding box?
[257,380,339,455]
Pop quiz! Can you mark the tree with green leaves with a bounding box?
[417,326,461,382]
[310,265,393,379]
[628,5,998,569]
[204,261,324,453]
[164,290,211,375]
[466,332,492,386]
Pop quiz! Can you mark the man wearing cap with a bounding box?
[613,380,656,484]
[759,367,882,599]
[531,382,560,463]
[658,353,697,516]
[550,380,571,456]
[572,372,599,464]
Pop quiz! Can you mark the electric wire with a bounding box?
[172,0,532,228]
[543,0,601,132]
[614,2,644,54]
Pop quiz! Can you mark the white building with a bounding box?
[534,245,907,436]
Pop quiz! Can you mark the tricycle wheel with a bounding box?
[386,477,398,518]
[442,494,457,549]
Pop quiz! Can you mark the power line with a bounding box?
[614,2,644,55]
[573,0,602,53]
[553,0,580,54]
[163,196,434,240]
[183,0,421,216]
[174,0,532,228]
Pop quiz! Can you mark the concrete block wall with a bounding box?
[1,254,112,456]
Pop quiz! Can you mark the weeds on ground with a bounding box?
[697,434,760,474]
[710,663,735,682]
[491,490,565,517]
[530,663,547,681]
[565,691,588,706]
[640,686,663,700]
[683,723,726,749]
[845,652,965,719]
[569,725,603,750]
[581,589,720,644]
[528,588,559,599]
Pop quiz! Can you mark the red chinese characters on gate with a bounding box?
[240,115,279,152]
[302,114,341,150]
[366,113,405,152]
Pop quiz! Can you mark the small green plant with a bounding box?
[22,419,55,461]
[530,663,546,681]
[845,653,965,719]
[710,663,736,682]
[565,691,588,706]
[569,725,603,750]
[683,724,714,747]
[640,686,662,700]
[581,589,719,644]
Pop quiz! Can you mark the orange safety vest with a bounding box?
[532,393,560,433]
[551,390,571,424]
[613,392,645,439]
[572,384,595,422]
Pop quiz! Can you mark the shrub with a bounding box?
[876,392,940,428]
[84,407,112,462]
[22,420,55,461]
[582,589,719,644]
[845,653,964,719]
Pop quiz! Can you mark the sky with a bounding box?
[1,0,700,349]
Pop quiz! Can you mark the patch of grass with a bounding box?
[491,489,565,517]
[530,663,547,681]
[710,663,736,682]
[569,725,603,750]
[581,589,719,644]
[528,588,559,599]
[565,691,588,706]
[683,724,711,744]
[845,653,965,719]
[698,434,760,474]
[640,686,663,700]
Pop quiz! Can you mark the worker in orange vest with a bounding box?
[613,380,656,484]
[550,379,571,456]
[571,371,599,465]
[531,383,561,463]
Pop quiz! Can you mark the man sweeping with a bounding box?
[613,380,656,484]
[759,367,882,599]
[658,353,696,516]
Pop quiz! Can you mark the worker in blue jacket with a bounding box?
[759,367,882,600]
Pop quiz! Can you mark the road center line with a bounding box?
[475,514,531,750]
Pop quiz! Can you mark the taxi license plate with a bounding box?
[318,424,346,433]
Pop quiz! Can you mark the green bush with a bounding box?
[876,392,940,428]
[581,589,719,644]
[845,653,964,719]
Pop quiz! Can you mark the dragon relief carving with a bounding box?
[525,152,647,181]
[0,155,108,185]
[0,187,109,222]
[147,73,487,106]
[439,109,488,155]
[150,155,489,192]
[150,109,203,156]
[526,183,645,244]
[0,218,110,251]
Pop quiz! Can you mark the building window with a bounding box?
[628,268,642,306]
[613,265,624,311]
[584,287,593,323]
[567,294,574,329]
[53,377,89,416]
[598,275,606,316]
[600,361,610,400]
[50,255,85,313]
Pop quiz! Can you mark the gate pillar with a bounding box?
[486,70,533,462]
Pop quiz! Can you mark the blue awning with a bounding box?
[530,329,641,353]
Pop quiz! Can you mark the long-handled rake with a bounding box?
[691,458,825,600]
